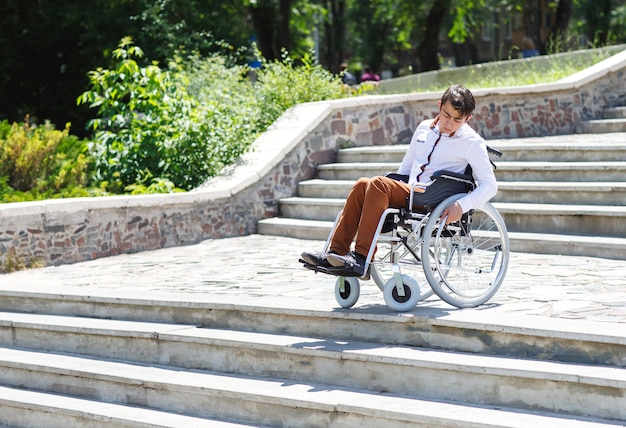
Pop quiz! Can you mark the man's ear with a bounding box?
[464,113,473,123]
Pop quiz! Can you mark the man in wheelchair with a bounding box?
[301,84,498,277]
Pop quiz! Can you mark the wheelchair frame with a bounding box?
[308,148,510,312]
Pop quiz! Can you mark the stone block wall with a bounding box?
[1,49,624,269]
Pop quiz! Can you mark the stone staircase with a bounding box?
[0,291,625,427]
[577,106,626,134]
[258,129,626,260]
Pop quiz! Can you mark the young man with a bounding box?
[301,85,497,277]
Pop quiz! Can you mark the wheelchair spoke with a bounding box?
[422,196,509,308]
[371,227,433,300]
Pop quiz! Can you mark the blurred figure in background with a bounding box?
[521,37,540,58]
[340,62,357,85]
[360,66,380,82]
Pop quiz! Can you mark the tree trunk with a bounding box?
[276,0,292,54]
[417,0,451,71]
[248,0,293,61]
[523,0,542,53]
[585,0,612,46]
[546,0,573,51]
[248,2,278,60]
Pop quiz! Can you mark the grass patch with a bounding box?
[384,47,622,94]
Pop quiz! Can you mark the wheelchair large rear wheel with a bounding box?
[370,230,434,300]
[421,195,509,308]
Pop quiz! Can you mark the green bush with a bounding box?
[252,51,348,130]
[168,53,260,189]
[77,37,195,192]
[0,118,96,202]
[178,49,349,188]
[78,39,351,192]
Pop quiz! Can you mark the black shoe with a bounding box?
[300,251,333,268]
[327,251,367,277]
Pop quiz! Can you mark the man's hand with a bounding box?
[440,201,463,224]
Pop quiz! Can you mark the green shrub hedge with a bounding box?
[77,38,350,192]
[1,38,352,202]
[0,118,103,202]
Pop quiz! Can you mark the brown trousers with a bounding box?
[330,176,411,257]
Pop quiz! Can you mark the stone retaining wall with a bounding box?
[1,50,625,269]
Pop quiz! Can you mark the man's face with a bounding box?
[437,100,471,135]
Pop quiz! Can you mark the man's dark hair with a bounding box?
[441,85,475,117]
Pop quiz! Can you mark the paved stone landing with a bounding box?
[1,235,625,327]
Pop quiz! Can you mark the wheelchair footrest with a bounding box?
[299,260,363,278]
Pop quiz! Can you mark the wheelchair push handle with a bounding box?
[486,145,502,157]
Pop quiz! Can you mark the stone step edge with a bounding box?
[605,107,626,119]
[0,386,247,428]
[1,285,625,351]
[300,178,626,191]
[2,313,625,387]
[279,197,626,215]
[258,216,626,261]
[337,141,626,153]
[260,217,626,245]
[582,118,626,124]
[0,350,619,428]
[318,161,626,169]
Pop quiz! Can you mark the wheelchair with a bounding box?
[302,148,510,312]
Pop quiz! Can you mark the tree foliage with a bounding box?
[1,0,625,140]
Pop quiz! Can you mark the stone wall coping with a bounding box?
[0,192,203,217]
[556,47,626,87]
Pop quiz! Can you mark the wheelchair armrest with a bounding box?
[385,172,409,183]
[431,170,475,187]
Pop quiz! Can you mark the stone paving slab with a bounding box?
[1,235,625,329]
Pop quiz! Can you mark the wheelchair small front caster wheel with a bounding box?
[383,275,420,312]
[335,276,360,308]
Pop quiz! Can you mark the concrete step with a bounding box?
[490,137,626,162]
[605,106,626,119]
[1,297,625,368]
[496,202,626,237]
[577,118,626,133]
[317,161,626,182]
[0,379,298,428]
[257,217,626,260]
[338,138,626,163]
[298,179,626,206]
[0,385,253,428]
[279,196,344,221]
[502,230,626,259]
[277,197,626,237]
[1,353,618,428]
[1,312,626,423]
[316,162,397,180]
[337,145,408,163]
[258,216,331,240]
[297,179,354,198]
[494,181,626,205]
